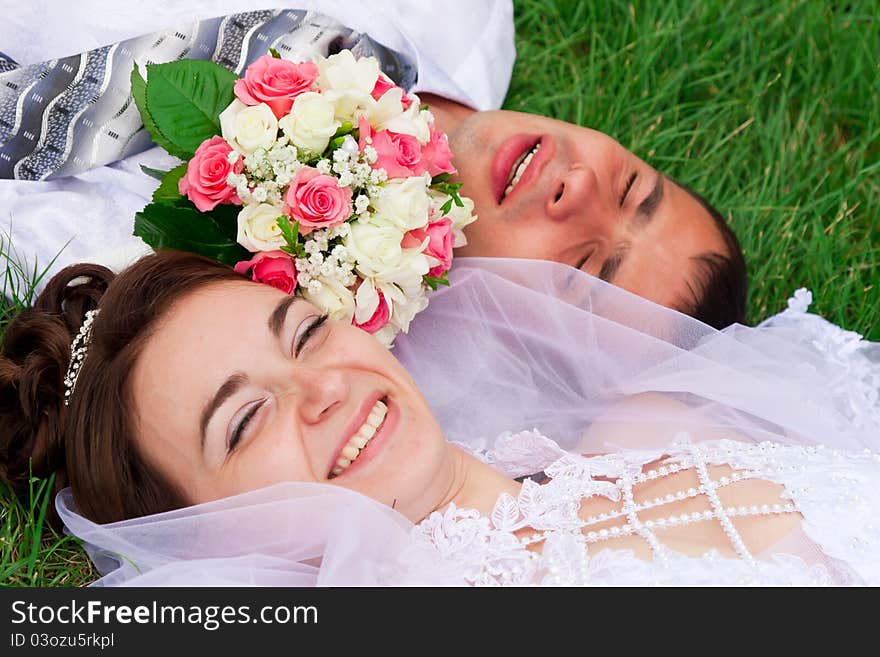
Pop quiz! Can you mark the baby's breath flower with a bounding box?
[316,159,332,175]
[354,194,370,214]
[363,145,378,164]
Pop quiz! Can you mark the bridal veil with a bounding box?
[56,258,880,585]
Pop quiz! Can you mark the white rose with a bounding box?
[384,284,428,332]
[345,221,407,281]
[315,51,380,123]
[300,276,355,323]
[278,92,339,155]
[220,100,278,154]
[354,276,381,325]
[316,50,379,96]
[381,100,430,144]
[362,87,406,130]
[371,177,431,232]
[428,190,477,247]
[236,203,288,252]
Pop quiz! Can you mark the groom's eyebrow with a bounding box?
[632,173,664,228]
[598,174,664,283]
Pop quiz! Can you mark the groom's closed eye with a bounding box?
[595,174,664,283]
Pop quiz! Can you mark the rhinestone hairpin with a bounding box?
[63,309,100,406]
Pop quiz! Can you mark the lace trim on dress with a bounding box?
[415,432,880,586]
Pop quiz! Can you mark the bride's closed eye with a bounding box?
[225,313,329,456]
[227,397,268,454]
[293,313,329,357]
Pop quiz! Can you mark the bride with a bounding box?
[1,250,878,585]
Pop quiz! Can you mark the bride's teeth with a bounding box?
[329,399,389,478]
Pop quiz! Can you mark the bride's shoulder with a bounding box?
[575,393,712,455]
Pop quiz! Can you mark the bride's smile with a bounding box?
[130,280,452,522]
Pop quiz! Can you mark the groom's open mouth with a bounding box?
[492,135,546,204]
[327,395,391,479]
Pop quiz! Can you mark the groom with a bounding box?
[0,3,746,329]
[423,94,747,330]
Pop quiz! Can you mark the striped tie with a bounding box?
[0,9,416,180]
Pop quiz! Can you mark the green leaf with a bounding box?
[276,216,306,258]
[139,165,169,180]
[431,173,452,184]
[142,60,237,159]
[423,273,450,291]
[439,198,453,215]
[131,65,180,158]
[269,48,282,59]
[332,121,354,138]
[151,164,188,205]
[134,202,249,267]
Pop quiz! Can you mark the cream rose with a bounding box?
[236,203,288,252]
[316,50,380,122]
[301,276,355,323]
[220,100,278,154]
[428,189,477,247]
[345,221,407,280]
[381,99,430,144]
[317,50,379,97]
[278,92,339,154]
[370,176,431,232]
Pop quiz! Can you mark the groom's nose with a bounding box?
[544,167,616,236]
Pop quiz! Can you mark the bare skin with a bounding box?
[132,283,799,562]
[423,93,731,311]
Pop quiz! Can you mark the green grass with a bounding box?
[2,0,878,587]
[0,236,97,586]
[506,0,879,336]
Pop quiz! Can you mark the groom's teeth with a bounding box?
[504,143,540,198]
[328,399,388,479]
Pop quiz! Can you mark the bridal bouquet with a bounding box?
[131,49,476,346]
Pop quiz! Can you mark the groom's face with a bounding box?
[449,110,729,310]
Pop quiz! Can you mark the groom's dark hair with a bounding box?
[675,181,748,329]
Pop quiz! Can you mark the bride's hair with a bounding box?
[0,250,247,525]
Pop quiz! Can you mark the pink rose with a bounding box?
[234,250,298,294]
[420,127,456,177]
[284,167,353,232]
[371,75,413,109]
[354,288,390,334]
[423,218,454,277]
[234,55,319,118]
[358,116,422,178]
[178,136,243,212]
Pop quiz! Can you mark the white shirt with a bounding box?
[0,0,514,282]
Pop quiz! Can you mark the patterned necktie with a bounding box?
[0,9,416,180]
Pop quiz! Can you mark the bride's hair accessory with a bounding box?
[63,309,100,406]
[132,49,477,347]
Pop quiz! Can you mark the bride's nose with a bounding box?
[283,367,349,425]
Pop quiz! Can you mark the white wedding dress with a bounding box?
[56,259,880,586]
[415,431,879,586]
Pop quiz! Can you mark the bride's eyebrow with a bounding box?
[269,295,302,338]
[200,372,248,452]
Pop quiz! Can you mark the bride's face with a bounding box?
[131,281,451,521]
